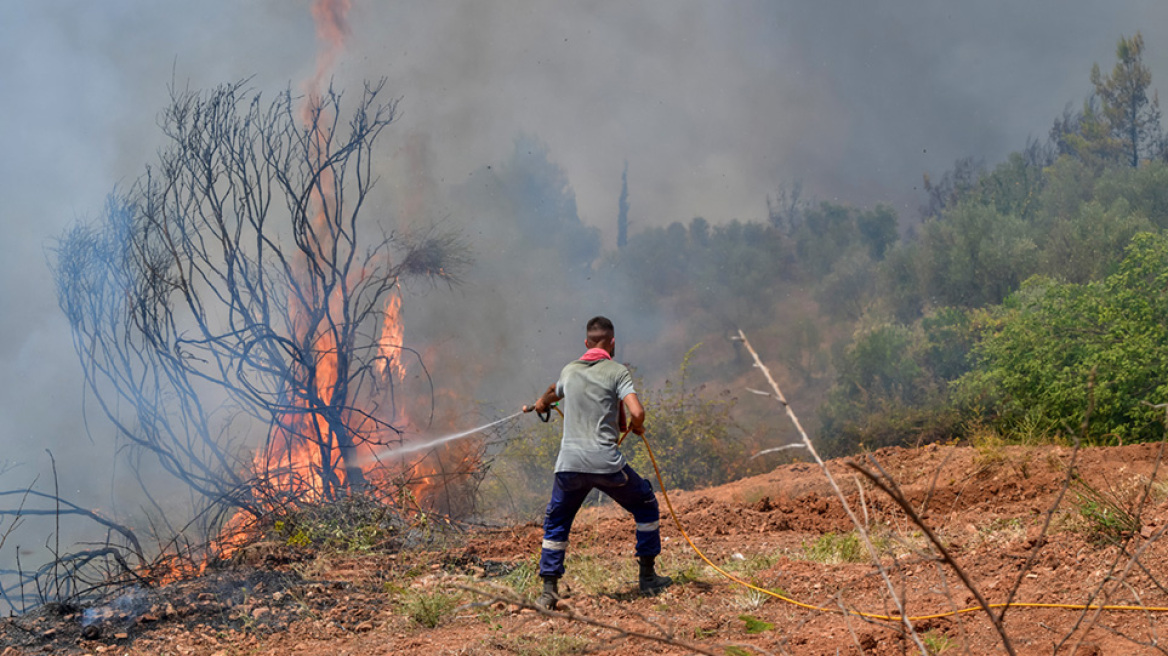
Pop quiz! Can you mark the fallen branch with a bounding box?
[0,489,144,565]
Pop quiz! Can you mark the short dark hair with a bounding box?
[585,316,615,345]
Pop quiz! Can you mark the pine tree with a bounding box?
[1091,32,1163,167]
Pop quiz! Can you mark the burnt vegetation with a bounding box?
[28,78,473,610]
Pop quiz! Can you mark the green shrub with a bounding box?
[267,493,403,552]
[954,233,1168,445]
[922,629,956,654]
[400,589,458,628]
[500,557,539,598]
[624,345,746,491]
[818,320,963,456]
[1070,475,1141,544]
[802,531,879,564]
[738,614,774,634]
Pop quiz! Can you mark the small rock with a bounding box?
[41,628,56,639]
[114,632,129,640]
[1141,525,1156,539]
[251,606,270,619]
[355,620,374,632]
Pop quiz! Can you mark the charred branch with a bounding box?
[52,78,468,530]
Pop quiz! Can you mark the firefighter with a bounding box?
[523,316,672,611]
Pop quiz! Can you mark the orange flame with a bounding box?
[204,0,479,567]
[378,291,406,383]
[210,0,361,563]
[305,0,351,100]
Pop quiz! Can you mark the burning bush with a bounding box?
[48,76,476,599]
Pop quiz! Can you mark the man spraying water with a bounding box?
[522,316,672,610]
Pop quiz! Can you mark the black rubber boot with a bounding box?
[638,555,673,595]
[536,575,560,611]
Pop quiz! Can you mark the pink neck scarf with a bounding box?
[579,347,613,362]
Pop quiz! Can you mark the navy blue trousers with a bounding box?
[539,464,661,578]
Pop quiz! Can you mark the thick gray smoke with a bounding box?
[0,0,1166,582]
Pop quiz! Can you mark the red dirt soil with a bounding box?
[6,442,1168,655]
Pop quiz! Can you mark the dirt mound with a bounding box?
[6,442,1168,655]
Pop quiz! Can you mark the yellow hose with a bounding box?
[628,429,1168,622]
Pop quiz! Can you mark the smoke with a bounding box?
[0,0,1167,590]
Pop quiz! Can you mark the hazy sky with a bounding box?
[1,0,1166,516]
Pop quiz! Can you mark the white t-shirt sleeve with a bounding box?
[615,367,636,399]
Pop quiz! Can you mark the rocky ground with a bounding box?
[5,441,1168,655]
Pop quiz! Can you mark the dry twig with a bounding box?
[849,457,1016,656]
[734,329,929,654]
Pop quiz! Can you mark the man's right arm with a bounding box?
[622,392,646,436]
[523,383,561,414]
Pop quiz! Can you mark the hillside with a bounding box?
[5,442,1168,655]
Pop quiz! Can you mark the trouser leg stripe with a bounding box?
[542,539,569,551]
[635,521,659,532]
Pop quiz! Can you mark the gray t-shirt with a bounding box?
[553,358,637,474]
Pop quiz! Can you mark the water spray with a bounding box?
[362,410,526,463]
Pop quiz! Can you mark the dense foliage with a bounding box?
[597,32,1168,459]
[955,233,1168,444]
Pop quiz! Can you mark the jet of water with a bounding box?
[362,410,525,463]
